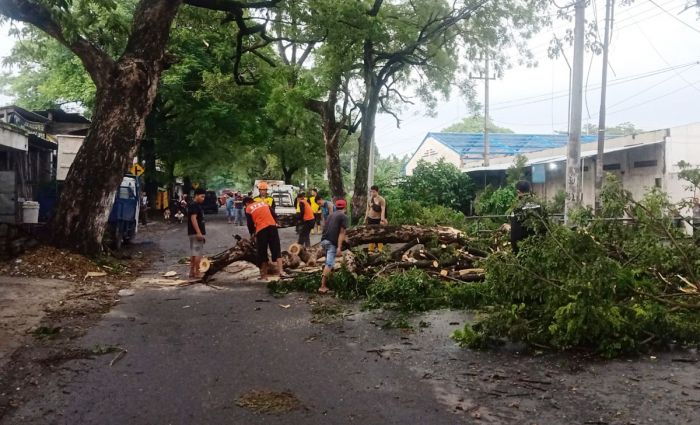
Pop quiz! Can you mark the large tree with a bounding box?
[345,0,547,221]
[0,0,281,254]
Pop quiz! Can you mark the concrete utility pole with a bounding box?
[471,51,496,166]
[367,135,375,193]
[565,0,586,224]
[595,0,615,211]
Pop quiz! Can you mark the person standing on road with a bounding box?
[319,199,348,294]
[316,194,335,230]
[188,188,207,280]
[297,193,316,247]
[244,196,283,280]
[365,185,387,253]
[233,191,245,226]
[225,192,235,224]
[309,188,322,234]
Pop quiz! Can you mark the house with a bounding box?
[461,123,700,210]
[0,105,90,223]
[405,132,597,176]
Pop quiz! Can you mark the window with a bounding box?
[633,160,657,168]
[655,178,662,188]
[603,163,621,171]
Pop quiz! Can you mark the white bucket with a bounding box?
[22,201,40,224]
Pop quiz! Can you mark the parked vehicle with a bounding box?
[202,190,220,214]
[107,174,140,250]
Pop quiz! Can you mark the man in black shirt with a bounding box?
[318,199,348,294]
[509,180,542,254]
[188,188,207,279]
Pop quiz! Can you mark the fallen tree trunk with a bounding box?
[344,225,466,247]
[203,225,480,283]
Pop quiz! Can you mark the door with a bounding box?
[0,171,16,223]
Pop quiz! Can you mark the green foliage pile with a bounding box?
[455,175,700,357]
[271,267,489,313]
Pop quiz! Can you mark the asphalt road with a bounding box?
[3,210,699,424]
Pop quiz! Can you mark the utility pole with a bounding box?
[471,50,496,166]
[595,0,615,211]
[367,135,375,194]
[565,0,586,224]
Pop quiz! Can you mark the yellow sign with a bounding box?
[130,163,145,176]
[192,182,200,189]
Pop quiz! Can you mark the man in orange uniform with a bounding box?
[244,196,283,280]
[296,192,316,247]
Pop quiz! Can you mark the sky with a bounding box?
[373,0,700,158]
[0,1,699,160]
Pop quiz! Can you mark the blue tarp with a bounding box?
[426,132,598,159]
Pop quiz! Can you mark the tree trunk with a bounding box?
[282,167,295,184]
[352,90,379,222]
[352,39,380,222]
[323,123,345,199]
[47,0,181,254]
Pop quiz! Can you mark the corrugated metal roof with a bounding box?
[427,132,598,158]
[465,140,664,172]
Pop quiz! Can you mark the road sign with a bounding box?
[130,163,145,176]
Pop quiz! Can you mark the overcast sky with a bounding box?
[374,0,700,158]
[1,0,699,159]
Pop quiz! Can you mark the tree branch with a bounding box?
[0,0,115,88]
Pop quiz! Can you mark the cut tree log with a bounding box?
[344,225,466,247]
[276,214,301,228]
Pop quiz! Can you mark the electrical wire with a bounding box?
[647,0,700,34]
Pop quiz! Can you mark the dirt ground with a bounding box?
[1,211,698,424]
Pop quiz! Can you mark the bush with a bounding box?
[398,160,475,214]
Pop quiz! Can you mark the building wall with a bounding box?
[405,137,461,176]
[664,123,700,205]
[56,135,84,181]
[0,124,28,152]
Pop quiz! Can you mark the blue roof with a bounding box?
[426,132,598,159]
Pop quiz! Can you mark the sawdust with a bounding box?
[236,390,301,415]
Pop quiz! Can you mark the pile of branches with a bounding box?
[454,176,700,357]
[202,225,487,284]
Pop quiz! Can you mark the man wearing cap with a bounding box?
[318,199,348,294]
[244,196,283,280]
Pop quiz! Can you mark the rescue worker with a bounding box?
[297,192,316,247]
[254,181,276,211]
[309,188,322,234]
[244,196,283,280]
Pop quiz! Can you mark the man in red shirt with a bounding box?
[244,197,283,280]
[296,193,316,247]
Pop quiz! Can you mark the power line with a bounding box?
[647,0,700,34]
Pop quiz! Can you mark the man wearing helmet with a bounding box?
[254,181,276,212]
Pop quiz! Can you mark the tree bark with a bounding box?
[45,0,182,253]
[352,39,381,222]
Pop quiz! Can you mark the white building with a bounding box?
[405,132,597,176]
[406,123,700,209]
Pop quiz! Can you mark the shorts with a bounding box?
[320,239,337,268]
[314,213,322,225]
[256,226,281,265]
[189,235,205,257]
[367,217,382,225]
